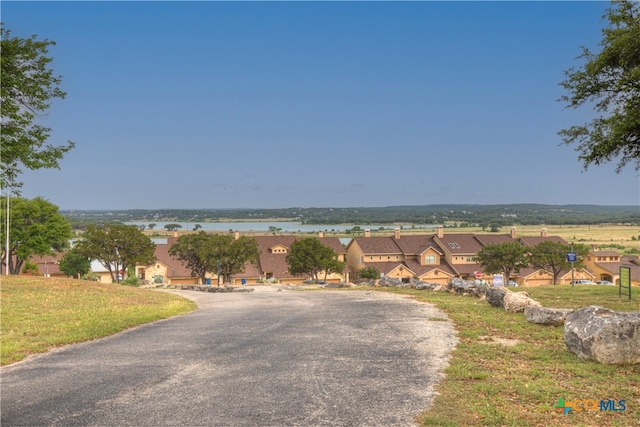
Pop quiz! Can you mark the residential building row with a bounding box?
[32,226,640,287]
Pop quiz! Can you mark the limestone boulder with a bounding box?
[485,286,509,308]
[410,278,439,290]
[524,306,574,325]
[503,291,541,313]
[378,276,403,287]
[564,306,640,365]
[447,278,488,297]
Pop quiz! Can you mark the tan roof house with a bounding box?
[237,234,346,284]
[346,228,455,285]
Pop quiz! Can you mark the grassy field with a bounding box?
[378,285,640,427]
[0,276,196,365]
[2,276,639,425]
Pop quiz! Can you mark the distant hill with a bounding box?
[61,204,640,228]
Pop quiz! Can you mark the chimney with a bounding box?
[318,231,324,238]
[511,227,517,239]
[234,231,240,240]
[437,225,444,239]
[173,231,178,238]
[394,228,400,239]
[540,228,548,237]
[364,229,371,238]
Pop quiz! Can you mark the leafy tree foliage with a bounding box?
[75,224,155,283]
[530,241,591,284]
[529,241,569,285]
[169,232,217,284]
[164,223,182,231]
[217,234,260,284]
[0,197,72,274]
[286,238,345,282]
[0,25,75,191]
[358,266,381,281]
[475,242,529,285]
[559,0,640,172]
[169,232,259,284]
[58,247,91,279]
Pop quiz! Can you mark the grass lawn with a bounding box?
[0,276,196,365]
[378,285,640,427]
[2,276,639,425]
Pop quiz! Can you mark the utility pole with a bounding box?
[5,192,10,275]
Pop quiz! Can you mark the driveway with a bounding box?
[1,287,457,426]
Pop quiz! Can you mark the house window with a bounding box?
[466,256,475,262]
[425,255,436,264]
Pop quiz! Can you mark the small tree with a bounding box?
[475,242,529,285]
[359,266,380,282]
[216,234,260,284]
[169,232,217,284]
[169,232,259,284]
[59,247,91,279]
[1,197,72,274]
[164,223,182,232]
[530,241,591,284]
[286,238,344,282]
[75,224,155,283]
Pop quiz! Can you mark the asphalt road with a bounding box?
[1,287,458,426]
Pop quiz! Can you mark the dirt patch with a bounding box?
[478,335,520,347]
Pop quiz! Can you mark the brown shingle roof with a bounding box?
[393,235,443,256]
[435,234,483,254]
[154,237,193,278]
[353,237,403,255]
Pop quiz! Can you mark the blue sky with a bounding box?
[4,1,639,210]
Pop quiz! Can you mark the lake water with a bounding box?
[127,221,437,233]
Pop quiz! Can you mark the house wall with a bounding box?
[420,248,441,266]
[416,270,451,285]
[346,241,366,272]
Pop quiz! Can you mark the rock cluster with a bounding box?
[564,306,640,365]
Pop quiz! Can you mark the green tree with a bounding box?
[217,234,260,284]
[75,224,155,283]
[475,241,529,285]
[169,232,259,285]
[529,241,571,285]
[0,197,72,274]
[164,223,182,232]
[286,238,345,282]
[58,247,91,279]
[0,25,75,191]
[169,231,217,284]
[559,0,640,172]
[359,266,380,281]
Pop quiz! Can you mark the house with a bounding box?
[345,226,573,286]
[233,234,347,284]
[582,250,640,286]
[31,253,65,278]
[346,228,455,285]
[142,236,201,285]
[139,233,347,285]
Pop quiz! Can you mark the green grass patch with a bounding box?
[376,285,640,427]
[1,276,196,365]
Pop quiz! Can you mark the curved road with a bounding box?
[1,287,457,426]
